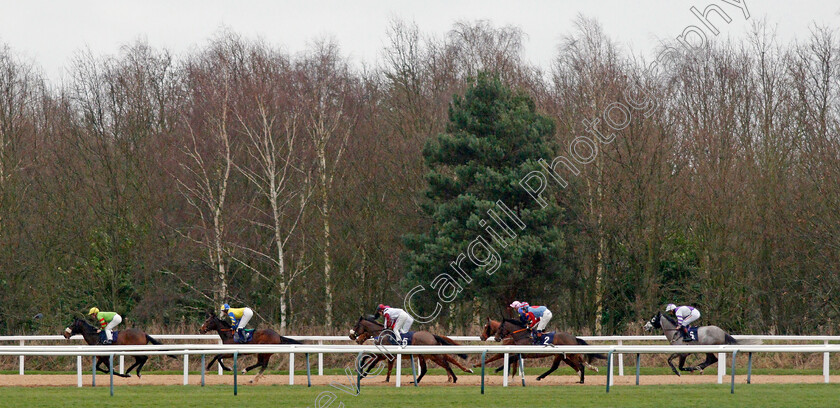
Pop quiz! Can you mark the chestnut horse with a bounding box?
[63,317,174,378]
[199,312,301,383]
[349,316,472,384]
[492,318,604,383]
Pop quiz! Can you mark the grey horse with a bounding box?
[643,311,755,375]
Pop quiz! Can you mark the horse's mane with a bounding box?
[75,318,98,334]
[361,316,383,327]
[503,318,525,327]
[660,312,677,326]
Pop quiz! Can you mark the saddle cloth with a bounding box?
[98,331,119,344]
[685,327,699,342]
[536,331,556,345]
[235,329,255,343]
[380,331,415,346]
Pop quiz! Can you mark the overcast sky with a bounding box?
[1,0,838,82]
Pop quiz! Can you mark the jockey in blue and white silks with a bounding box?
[666,304,700,341]
[510,301,553,342]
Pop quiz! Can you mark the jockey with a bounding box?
[510,301,553,343]
[88,307,121,345]
[221,303,254,343]
[666,303,701,341]
[377,304,414,343]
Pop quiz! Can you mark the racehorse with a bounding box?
[199,311,302,383]
[493,318,605,383]
[643,311,755,375]
[349,315,472,384]
[63,317,174,378]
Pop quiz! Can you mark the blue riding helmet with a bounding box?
[221,303,230,312]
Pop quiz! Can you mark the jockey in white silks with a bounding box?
[666,303,701,341]
[377,304,414,343]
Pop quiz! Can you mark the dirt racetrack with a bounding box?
[2,373,837,387]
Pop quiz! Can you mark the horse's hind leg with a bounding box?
[412,356,428,385]
[123,357,142,378]
[250,354,271,383]
[694,353,718,373]
[445,355,473,373]
[133,356,149,378]
[566,355,585,384]
[431,355,457,383]
[536,355,563,381]
[678,354,694,372]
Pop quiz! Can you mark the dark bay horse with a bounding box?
[493,318,604,383]
[199,312,301,383]
[349,316,472,384]
[63,317,173,378]
[644,311,756,375]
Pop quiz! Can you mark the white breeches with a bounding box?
[535,310,552,331]
[236,308,254,330]
[680,310,701,327]
[393,314,414,340]
[105,314,122,340]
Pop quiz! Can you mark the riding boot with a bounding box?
[237,328,247,343]
[681,327,692,342]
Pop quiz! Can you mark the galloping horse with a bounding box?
[63,317,173,378]
[200,312,301,383]
[349,316,472,384]
[644,311,756,375]
[493,318,604,383]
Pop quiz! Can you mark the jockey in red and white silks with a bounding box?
[377,304,414,342]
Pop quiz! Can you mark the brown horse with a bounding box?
[493,318,604,383]
[199,312,301,383]
[63,317,173,378]
[349,316,472,384]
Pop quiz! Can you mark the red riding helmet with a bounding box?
[377,304,390,312]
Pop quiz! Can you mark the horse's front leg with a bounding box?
[666,353,681,376]
[678,354,694,372]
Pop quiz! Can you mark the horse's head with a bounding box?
[643,312,662,332]
[494,318,510,342]
[350,315,381,344]
[200,311,230,334]
[480,318,499,341]
[64,318,89,339]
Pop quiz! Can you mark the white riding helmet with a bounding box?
[665,304,677,312]
[509,301,522,309]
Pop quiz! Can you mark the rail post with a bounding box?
[410,354,418,387]
[318,340,323,376]
[306,353,311,387]
[233,351,238,396]
[19,339,24,375]
[92,356,96,387]
[747,352,752,384]
[606,350,614,393]
[77,355,83,388]
[824,340,830,383]
[730,350,738,394]
[502,353,509,387]
[109,354,114,397]
[480,350,487,395]
[518,354,525,387]
[201,354,206,387]
[635,353,640,385]
[183,353,189,385]
[218,338,224,375]
[119,355,124,375]
[289,351,295,385]
[718,352,725,384]
[618,339,624,376]
[396,354,402,387]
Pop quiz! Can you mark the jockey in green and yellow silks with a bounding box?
[88,307,122,344]
[220,303,254,343]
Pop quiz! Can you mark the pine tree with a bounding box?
[403,73,567,326]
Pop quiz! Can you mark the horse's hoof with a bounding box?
[467,369,474,373]
[536,377,543,381]
[249,380,254,384]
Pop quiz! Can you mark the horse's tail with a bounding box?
[434,335,468,359]
[575,337,608,362]
[280,336,302,344]
[726,334,761,345]
[146,334,179,359]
